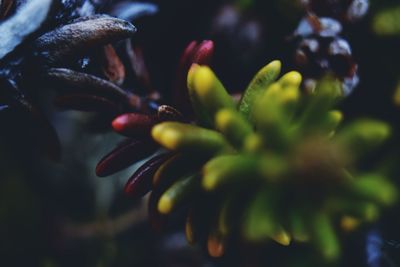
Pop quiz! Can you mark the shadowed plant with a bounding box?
[0,0,158,159]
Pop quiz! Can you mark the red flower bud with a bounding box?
[112,113,157,137]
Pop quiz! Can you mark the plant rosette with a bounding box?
[145,60,397,262]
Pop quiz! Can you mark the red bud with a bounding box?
[174,40,215,114]
[192,40,214,65]
[112,113,157,137]
[177,41,198,74]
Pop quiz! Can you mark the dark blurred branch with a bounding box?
[61,199,147,240]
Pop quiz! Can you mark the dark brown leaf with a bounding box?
[34,15,136,64]
[46,68,128,101]
[54,93,120,113]
[126,41,154,95]
[101,44,126,86]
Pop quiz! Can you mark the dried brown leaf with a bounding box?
[35,15,136,64]
[101,44,126,85]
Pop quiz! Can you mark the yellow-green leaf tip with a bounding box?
[193,66,215,97]
[158,194,173,214]
[273,230,291,246]
[268,60,282,73]
[152,123,180,150]
[187,63,200,89]
[215,109,233,129]
[202,172,218,191]
[279,71,302,88]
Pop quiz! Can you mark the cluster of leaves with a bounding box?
[147,61,397,261]
[95,40,214,190]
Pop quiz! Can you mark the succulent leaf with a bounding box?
[239,60,281,121]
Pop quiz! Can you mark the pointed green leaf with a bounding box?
[239,60,282,120]
[152,122,231,155]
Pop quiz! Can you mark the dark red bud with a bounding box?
[178,41,198,73]
[192,40,214,65]
[112,113,157,137]
[174,40,214,114]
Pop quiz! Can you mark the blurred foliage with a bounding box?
[372,6,400,36]
[151,62,397,265]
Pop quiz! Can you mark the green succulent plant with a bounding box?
[149,60,397,261]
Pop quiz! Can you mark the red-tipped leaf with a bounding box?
[112,113,157,137]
